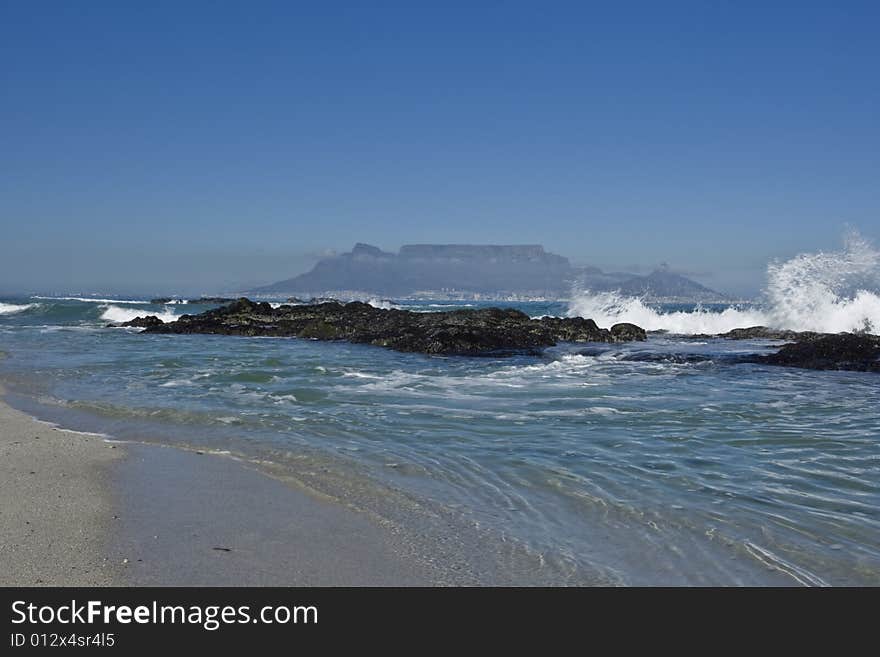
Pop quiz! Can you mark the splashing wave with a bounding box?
[568,230,880,335]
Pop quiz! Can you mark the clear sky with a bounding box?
[2,1,878,296]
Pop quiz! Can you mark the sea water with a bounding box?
[1,236,878,585]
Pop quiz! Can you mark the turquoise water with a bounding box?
[1,296,878,585]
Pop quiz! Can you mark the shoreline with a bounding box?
[0,390,469,586]
[0,391,122,585]
[1,375,573,586]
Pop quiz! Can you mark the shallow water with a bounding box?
[1,296,878,585]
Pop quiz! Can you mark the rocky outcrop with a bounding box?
[715,326,823,341]
[143,298,646,355]
[112,315,165,328]
[747,333,880,372]
[610,323,648,342]
[684,326,879,372]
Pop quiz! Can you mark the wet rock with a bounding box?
[144,298,646,356]
[189,297,236,304]
[536,316,610,342]
[716,326,822,341]
[748,333,880,372]
[110,315,164,328]
[610,323,648,342]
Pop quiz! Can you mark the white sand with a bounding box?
[0,394,122,585]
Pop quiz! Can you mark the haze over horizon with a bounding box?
[2,2,878,297]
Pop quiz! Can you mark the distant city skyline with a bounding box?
[2,2,878,296]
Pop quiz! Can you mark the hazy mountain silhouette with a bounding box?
[251,244,727,301]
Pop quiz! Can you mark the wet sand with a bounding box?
[0,394,446,586]
[111,443,443,585]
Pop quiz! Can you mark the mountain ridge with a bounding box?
[250,243,728,302]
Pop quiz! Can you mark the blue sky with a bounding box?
[1,1,878,295]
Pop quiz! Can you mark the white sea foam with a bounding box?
[763,229,880,334]
[30,416,110,439]
[366,298,398,310]
[32,296,150,304]
[568,230,880,335]
[342,370,384,379]
[567,292,768,334]
[0,302,36,315]
[159,378,194,387]
[489,354,598,378]
[424,303,475,308]
[100,304,180,324]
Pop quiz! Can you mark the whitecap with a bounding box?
[366,298,398,310]
[342,371,384,379]
[100,304,180,324]
[32,296,150,304]
[0,302,36,315]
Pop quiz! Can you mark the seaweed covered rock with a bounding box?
[610,323,648,342]
[716,326,822,341]
[143,298,646,356]
[749,333,880,372]
[111,315,164,328]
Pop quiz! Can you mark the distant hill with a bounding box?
[250,243,728,301]
[613,267,723,302]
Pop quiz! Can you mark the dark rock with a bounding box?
[747,333,880,372]
[535,316,610,342]
[610,323,648,342]
[189,297,235,304]
[111,315,164,328]
[150,296,233,305]
[622,352,713,364]
[680,326,826,341]
[716,326,822,341]
[144,297,645,356]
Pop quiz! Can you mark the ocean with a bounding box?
[1,237,878,585]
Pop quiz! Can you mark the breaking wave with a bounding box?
[569,230,880,335]
[568,293,765,335]
[0,302,36,315]
[764,230,880,334]
[99,305,180,324]
[366,298,398,310]
[32,296,150,304]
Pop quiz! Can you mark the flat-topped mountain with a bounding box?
[251,243,727,301]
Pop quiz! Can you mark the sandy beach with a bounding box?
[0,392,448,586]
[0,394,121,585]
